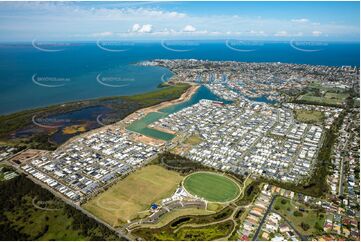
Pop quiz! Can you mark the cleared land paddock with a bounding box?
[83,165,183,227]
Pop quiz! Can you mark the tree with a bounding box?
[301,222,310,231]
[314,222,323,231]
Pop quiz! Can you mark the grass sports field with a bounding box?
[83,165,183,227]
[294,109,324,124]
[183,172,240,203]
[296,83,350,107]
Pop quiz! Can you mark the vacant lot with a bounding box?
[272,196,326,236]
[184,135,203,145]
[183,172,240,203]
[83,165,183,227]
[294,109,324,124]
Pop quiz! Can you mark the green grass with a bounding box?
[308,82,347,92]
[137,208,215,229]
[296,85,350,107]
[272,196,326,236]
[133,205,236,240]
[297,93,343,106]
[6,201,86,240]
[2,195,87,240]
[184,135,203,145]
[84,165,183,226]
[134,220,234,241]
[173,221,233,240]
[294,109,324,124]
[183,172,240,202]
[0,165,17,182]
[324,92,349,100]
[235,181,261,206]
[124,83,190,106]
[0,175,120,241]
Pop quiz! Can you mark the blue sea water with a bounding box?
[0,41,359,115]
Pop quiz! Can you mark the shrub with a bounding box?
[314,222,323,231]
[293,211,303,217]
[301,222,310,231]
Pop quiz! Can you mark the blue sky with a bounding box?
[0,1,359,42]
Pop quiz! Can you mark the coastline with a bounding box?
[59,83,200,148]
[0,82,191,148]
[123,84,200,122]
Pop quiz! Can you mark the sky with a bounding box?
[0,1,359,42]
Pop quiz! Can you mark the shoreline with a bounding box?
[124,84,199,121]
[0,83,191,149]
[59,83,200,148]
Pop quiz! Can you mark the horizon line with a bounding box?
[0,39,359,44]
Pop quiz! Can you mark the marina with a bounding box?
[126,85,228,141]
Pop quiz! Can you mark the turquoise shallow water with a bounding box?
[126,85,228,141]
[126,112,175,141]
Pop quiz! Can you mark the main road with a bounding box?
[6,160,133,241]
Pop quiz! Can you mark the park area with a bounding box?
[184,134,203,145]
[296,82,350,107]
[83,165,183,227]
[272,196,326,236]
[183,172,240,203]
[294,109,324,124]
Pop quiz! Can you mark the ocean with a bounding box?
[0,41,359,115]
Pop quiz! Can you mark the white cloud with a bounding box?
[247,30,267,36]
[91,31,113,37]
[291,18,309,23]
[182,25,196,32]
[138,24,153,33]
[274,31,288,37]
[131,24,153,33]
[312,30,322,36]
[168,11,186,18]
[274,31,304,37]
[132,24,141,32]
[82,7,187,20]
[0,2,358,41]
